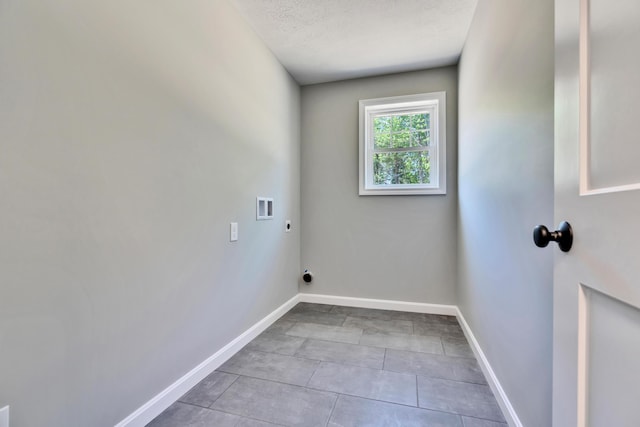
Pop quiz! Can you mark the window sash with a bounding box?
[373,146,430,154]
[365,105,439,189]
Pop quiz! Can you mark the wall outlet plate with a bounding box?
[256,197,274,220]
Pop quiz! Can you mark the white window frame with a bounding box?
[359,92,446,195]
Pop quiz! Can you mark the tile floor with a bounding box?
[147,303,507,427]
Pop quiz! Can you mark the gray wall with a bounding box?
[457,0,554,426]
[301,68,458,304]
[0,1,300,426]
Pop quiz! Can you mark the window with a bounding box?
[359,92,446,195]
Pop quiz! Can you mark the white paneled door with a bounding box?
[553,0,640,425]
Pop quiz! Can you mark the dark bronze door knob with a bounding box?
[533,221,573,252]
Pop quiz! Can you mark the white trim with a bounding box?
[298,293,457,316]
[0,406,9,427]
[576,284,589,427]
[456,308,523,427]
[581,181,640,196]
[114,294,300,427]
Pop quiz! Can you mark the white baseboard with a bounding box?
[0,406,9,427]
[115,293,521,427]
[298,293,458,316]
[114,294,300,427]
[456,308,522,427]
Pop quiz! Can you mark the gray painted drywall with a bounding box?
[301,68,458,304]
[457,0,554,426]
[0,1,300,426]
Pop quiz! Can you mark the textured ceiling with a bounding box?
[230,0,478,85]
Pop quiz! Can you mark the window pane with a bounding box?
[412,130,430,147]
[373,151,431,185]
[411,113,429,130]
[391,115,411,132]
[373,116,391,149]
[374,132,391,149]
[373,116,391,133]
[391,131,411,148]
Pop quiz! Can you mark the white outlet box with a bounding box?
[0,405,9,427]
[256,197,274,220]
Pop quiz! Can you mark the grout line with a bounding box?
[325,394,340,427]
[303,385,416,409]
[237,417,281,427]
[460,415,508,425]
[214,373,325,395]
[311,391,486,420]
[236,347,316,363]
[339,315,346,327]
[174,401,211,410]
[172,400,327,427]
[305,360,322,387]
[383,348,388,370]
[202,405,271,425]
[207,374,240,408]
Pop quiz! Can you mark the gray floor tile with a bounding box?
[330,307,456,323]
[236,417,285,426]
[265,319,296,335]
[443,336,475,358]
[384,311,439,322]
[286,322,363,344]
[308,361,417,406]
[147,402,239,427]
[218,350,319,386]
[282,311,346,326]
[244,332,306,356]
[151,306,497,427]
[295,338,385,368]
[418,376,505,422]
[451,357,487,384]
[329,305,395,320]
[360,330,444,354]
[343,316,413,334]
[212,376,337,427]
[462,417,508,427]
[414,319,465,338]
[179,371,238,407]
[384,349,487,384]
[421,314,461,325]
[290,302,334,313]
[328,395,464,427]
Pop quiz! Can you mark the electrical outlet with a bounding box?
[0,405,9,427]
